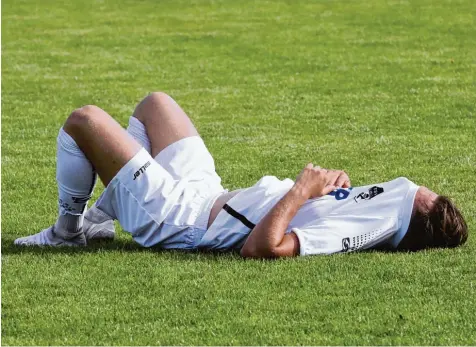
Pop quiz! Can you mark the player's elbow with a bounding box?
[239,246,254,258]
[240,243,279,259]
[240,244,258,258]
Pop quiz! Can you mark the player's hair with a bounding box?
[400,196,468,251]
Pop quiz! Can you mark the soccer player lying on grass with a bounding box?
[14,92,468,257]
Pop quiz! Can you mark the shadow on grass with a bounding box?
[1,235,242,259]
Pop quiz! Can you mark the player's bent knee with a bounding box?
[133,91,172,123]
[141,92,174,113]
[65,105,106,132]
[78,104,105,116]
[147,91,171,106]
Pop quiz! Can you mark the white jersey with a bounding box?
[198,176,419,255]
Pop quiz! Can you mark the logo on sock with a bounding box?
[72,195,91,204]
[133,161,151,180]
[58,199,74,212]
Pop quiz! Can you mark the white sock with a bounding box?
[55,128,97,237]
[85,202,112,224]
[84,116,151,224]
[127,116,151,154]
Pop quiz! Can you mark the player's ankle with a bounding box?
[54,214,84,238]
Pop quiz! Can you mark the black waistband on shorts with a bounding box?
[222,204,256,229]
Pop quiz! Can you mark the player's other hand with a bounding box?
[329,169,351,189]
[294,163,351,199]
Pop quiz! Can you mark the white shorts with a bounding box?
[96,136,226,249]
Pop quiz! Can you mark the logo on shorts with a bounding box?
[354,186,384,203]
[133,161,151,181]
[342,238,351,252]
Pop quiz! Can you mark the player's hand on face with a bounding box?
[295,163,339,199]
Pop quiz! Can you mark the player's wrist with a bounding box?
[291,182,312,201]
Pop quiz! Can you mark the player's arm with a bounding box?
[240,165,349,258]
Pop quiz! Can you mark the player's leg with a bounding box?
[132,91,199,157]
[64,105,142,186]
[83,92,202,239]
[94,91,196,160]
[82,104,160,241]
[14,105,141,246]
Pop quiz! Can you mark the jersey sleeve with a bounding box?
[291,215,399,256]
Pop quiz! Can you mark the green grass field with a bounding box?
[2,0,475,345]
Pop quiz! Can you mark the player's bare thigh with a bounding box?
[132,92,199,157]
[64,105,142,186]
